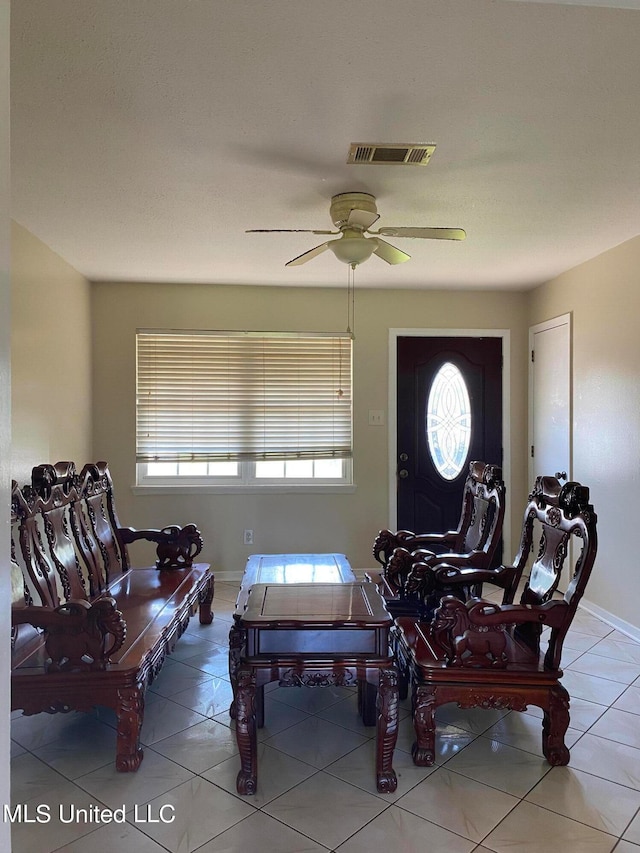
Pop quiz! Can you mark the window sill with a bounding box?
[132,484,357,496]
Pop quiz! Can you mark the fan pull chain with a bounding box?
[346,262,356,337]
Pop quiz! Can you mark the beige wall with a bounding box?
[11,222,92,483]
[529,235,640,630]
[91,281,529,573]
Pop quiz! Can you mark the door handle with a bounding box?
[398,469,409,479]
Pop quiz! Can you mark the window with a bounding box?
[136,330,352,486]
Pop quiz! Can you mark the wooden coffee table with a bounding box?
[233,582,398,795]
[228,553,356,719]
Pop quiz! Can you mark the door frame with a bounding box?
[388,328,512,560]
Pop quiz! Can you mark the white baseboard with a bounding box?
[579,598,640,643]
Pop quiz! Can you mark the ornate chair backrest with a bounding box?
[11,480,39,608]
[373,461,504,569]
[16,465,90,606]
[77,461,127,582]
[511,476,598,667]
[459,462,505,557]
[392,463,505,596]
[426,459,487,554]
[11,481,45,655]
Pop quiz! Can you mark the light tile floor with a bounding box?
[10,580,640,852]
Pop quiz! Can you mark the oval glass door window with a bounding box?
[426,362,472,480]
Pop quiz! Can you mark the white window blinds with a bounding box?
[136,331,352,463]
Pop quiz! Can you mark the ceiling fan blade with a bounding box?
[376,227,466,240]
[373,238,411,265]
[347,209,380,231]
[285,241,331,266]
[246,229,337,235]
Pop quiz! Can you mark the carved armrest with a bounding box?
[372,528,456,566]
[431,563,521,593]
[386,547,437,594]
[12,597,126,672]
[431,596,568,668]
[404,551,477,595]
[459,598,568,630]
[404,531,457,550]
[372,529,414,565]
[118,523,203,569]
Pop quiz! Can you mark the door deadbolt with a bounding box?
[399,453,409,462]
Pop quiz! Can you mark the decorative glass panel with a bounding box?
[426,362,472,481]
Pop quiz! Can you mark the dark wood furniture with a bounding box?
[228,552,355,720]
[234,582,398,795]
[369,461,506,619]
[394,476,597,767]
[11,461,214,771]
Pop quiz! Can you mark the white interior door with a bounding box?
[529,313,571,588]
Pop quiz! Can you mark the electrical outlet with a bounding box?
[243,529,254,545]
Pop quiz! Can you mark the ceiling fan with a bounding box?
[247,192,466,267]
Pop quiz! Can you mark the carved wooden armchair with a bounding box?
[393,476,597,768]
[369,461,505,619]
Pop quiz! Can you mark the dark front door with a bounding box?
[397,336,502,538]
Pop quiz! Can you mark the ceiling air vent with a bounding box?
[347,143,436,166]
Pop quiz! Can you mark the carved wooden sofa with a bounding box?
[369,461,506,619]
[393,475,597,768]
[11,461,214,771]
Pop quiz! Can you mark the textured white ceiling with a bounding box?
[10,0,640,289]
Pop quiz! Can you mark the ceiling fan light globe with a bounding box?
[329,237,376,266]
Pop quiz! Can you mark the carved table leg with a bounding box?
[235,667,257,794]
[198,575,214,625]
[115,685,145,771]
[412,684,437,766]
[375,667,398,793]
[228,620,245,719]
[543,684,571,766]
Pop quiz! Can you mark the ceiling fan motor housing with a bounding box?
[330,192,377,229]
